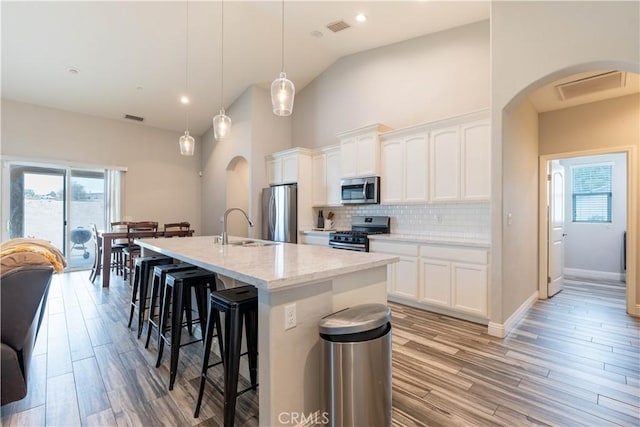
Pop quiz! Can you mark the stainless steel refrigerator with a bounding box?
[262,184,297,243]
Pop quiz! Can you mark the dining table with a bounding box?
[98,229,194,287]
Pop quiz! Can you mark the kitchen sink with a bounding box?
[228,240,277,247]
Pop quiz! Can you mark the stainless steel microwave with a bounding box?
[340,176,380,204]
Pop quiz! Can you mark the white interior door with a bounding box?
[548,160,566,297]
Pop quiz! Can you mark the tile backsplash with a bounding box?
[316,202,490,241]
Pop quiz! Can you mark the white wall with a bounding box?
[292,20,489,148]
[0,99,202,239]
[200,86,291,238]
[491,1,640,325]
[560,154,627,278]
[226,157,250,238]
[201,88,252,236]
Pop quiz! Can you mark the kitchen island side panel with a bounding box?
[258,266,388,426]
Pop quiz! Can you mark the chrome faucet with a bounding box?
[221,208,255,244]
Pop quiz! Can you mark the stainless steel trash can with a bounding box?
[319,304,392,427]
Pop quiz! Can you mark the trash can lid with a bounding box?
[318,303,391,336]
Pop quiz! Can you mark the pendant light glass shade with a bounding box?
[213,0,231,141]
[179,1,194,156]
[271,72,295,116]
[271,0,295,117]
[213,108,232,140]
[179,131,195,156]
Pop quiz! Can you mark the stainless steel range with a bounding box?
[329,216,390,252]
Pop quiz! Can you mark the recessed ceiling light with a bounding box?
[311,30,323,38]
[180,95,189,104]
[355,14,367,23]
[67,67,79,75]
[136,86,144,91]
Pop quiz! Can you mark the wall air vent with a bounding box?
[326,20,350,33]
[556,71,626,101]
[124,114,144,122]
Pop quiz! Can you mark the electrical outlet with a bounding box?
[284,303,296,330]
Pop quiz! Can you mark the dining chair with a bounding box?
[122,221,158,281]
[163,222,191,237]
[110,221,129,276]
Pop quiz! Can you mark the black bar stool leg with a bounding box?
[127,262,141,328]
[136,264,151,338]
[194,301,222,418]
[168,280,184,390]
[246,308,259,389]
[145,272,162,348]
[155,282,171,368]
[223,305,243,427]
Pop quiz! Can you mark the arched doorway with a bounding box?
[225,156,250,238]
[501,63,638,320]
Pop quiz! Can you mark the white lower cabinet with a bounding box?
[370,241,419,299]
[371,239,489,320]
[300,234,329,246]
[420,258,451,307]
[420,245,488,317]
[452,262,487,317]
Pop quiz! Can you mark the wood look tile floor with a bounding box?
[1,272,639,426]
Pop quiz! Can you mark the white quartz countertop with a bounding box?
[137,236,398,291]
[299,229,342,235]
[368,233,491,248]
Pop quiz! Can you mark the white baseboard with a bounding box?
[564,267,626,282]
[488,291,538,338]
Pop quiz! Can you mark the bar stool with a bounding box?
[156,268,224,390]
[127,255,173,338]
[194,285,258,426]
[145,263,197,349]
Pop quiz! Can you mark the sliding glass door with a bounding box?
[8,164,106,270]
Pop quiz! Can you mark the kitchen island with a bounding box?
[136,235,398,426]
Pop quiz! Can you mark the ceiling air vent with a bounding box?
[556,71,626,101]
[326,20,350,33]
[124,114,144,122]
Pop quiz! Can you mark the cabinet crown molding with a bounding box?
[336,123,392,139]
[265,146,315,160]
[380,109,490,139]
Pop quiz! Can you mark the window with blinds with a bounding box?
[572,164,612,223]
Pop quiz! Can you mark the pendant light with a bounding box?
[213,0,232,140]
[270,0,295,116]
[179,1,195,156]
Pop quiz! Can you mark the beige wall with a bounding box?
[491,1,640,325]
[541,94,639,284]
[226,157,250,238]
[201,88,253,236]
[200,86,291,238]
[539,94,640,155]
[293,20,489,148]
[499,99,539,319]
[1,99,202,238]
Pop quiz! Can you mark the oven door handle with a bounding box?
[362,181,367,200]
[329,241,367,251]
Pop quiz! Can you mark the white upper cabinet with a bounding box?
[325,147,342,206]
[429,112,490,202]
[404,134,429,202]
[266,148,313,186]
[337,124,391,178]
[380,127,428,204]
[460,121,491,200]
[312,154,327,206]
[312,145,341,207]
[380,138,404,203]
[430,126,461,202]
